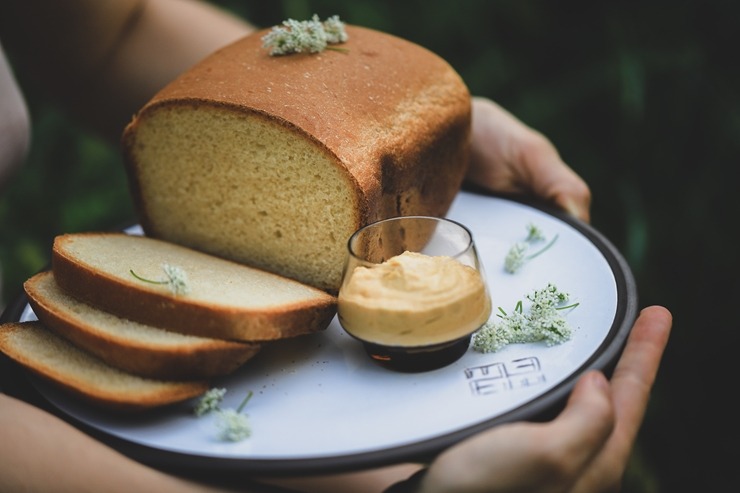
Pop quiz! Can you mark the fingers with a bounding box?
[516,131,592,223]
[609,305,673,447]
[547,172,592,224]
[568,305,673,493]
[538,370,615,474]
[505,306,672,492]
[421,371,615,493]
[613,306,673,389]
[467,97,592,223]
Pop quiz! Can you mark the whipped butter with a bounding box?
[338,251,491,347]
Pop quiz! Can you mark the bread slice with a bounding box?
[122,25,471,293]
[24,270,262,380]
[51,232,337,342]
[0,321,208,411]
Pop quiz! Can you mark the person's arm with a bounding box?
[0,389,419,493]
[0,42,29,189]
[467,96,592,223]
[0,393,268,493]
[0,0,254,143]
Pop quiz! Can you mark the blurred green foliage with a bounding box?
[1,1,738,491]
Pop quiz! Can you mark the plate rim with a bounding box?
[0,189,638,477]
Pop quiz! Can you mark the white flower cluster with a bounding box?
[215,409,252,442]
[524,223,545,243]
[504,242,529,274]
[193,387,226,416]
[504,223,558,274]
[193,388,254,442]
[161,263,190,295]
[262,14,348,56]
[472,283,578,353]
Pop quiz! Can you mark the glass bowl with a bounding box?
[337,216,491,372]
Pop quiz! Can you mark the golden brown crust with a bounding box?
[130,25,470,211]
[25,366,207,413]
[51,233,337,342]
[24,271,262,380]
[159,25,467,221]
[0,322,208,412]
[121,25,471,291]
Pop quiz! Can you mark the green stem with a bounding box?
[237,391,254,413]
[515,300,523,313]
[129,269,167,285]
[526,234,559,260]
[557,302,580,311]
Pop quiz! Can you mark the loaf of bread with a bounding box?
[0,321,208,411]
[51,232,337,342]
[122,25,471,293]
[24,270,262,380]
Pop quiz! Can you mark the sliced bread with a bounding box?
[51,232,338,342]
[0,321,208,411]
[24,271,262,380]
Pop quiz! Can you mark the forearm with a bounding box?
[96,0,255,140]
[0,394,250,492]
[0,0,255,143]
[257,464,424,493]
[1,392,421,493]
[0,41,30,189]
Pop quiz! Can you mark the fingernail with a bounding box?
[563,199,581,219]
[589,371,609,392]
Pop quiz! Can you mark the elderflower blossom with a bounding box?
[528,283,570,308]
[206,390,255,442]
[193,388,255,442]
[323,15,349,44]
[215,409,252,442]
[504,242,529,274]
[504,231,559,274]
[472,283,578,353]
[262,15,348,56]
[525,223,546,243]
[527,284,573,346]
[499,302,533,344]
[162,263,190,295]
[472,318,510,353]
[194,387,227,417]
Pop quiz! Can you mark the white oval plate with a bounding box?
[6,190,637,476]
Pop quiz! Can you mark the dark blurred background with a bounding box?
[1,1,737,491]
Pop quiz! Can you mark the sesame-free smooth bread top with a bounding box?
[51,233,337,342]
[0,321,208,411]
[122,25,471,293]
[25,270,262,380]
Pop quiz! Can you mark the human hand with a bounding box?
[416,305,672,493]
[466,97,592,223]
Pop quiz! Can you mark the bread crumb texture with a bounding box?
[131,108,356,292]
[64,233,325,306]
